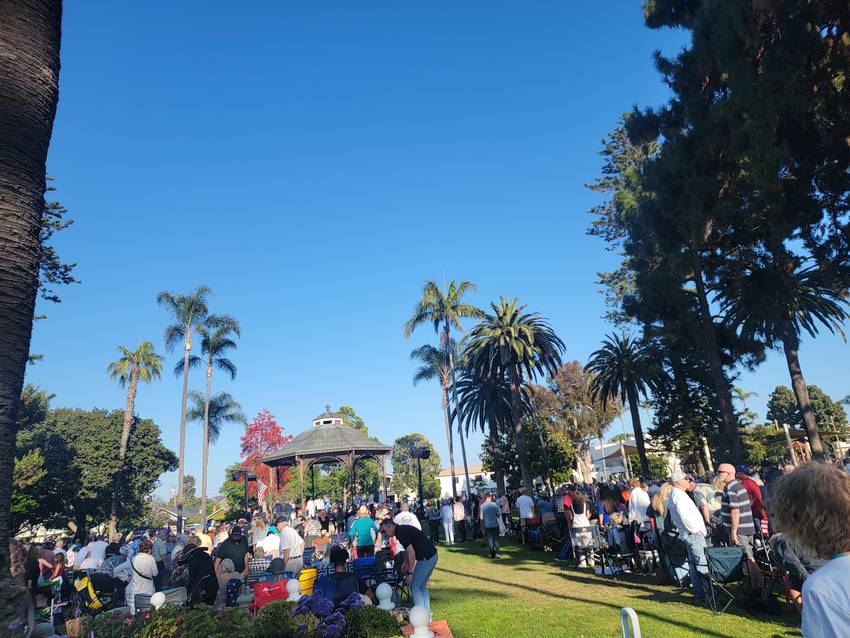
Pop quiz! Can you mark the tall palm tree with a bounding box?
[157,285,212,532]
[404,280,483,494]
[0,0,62,579]
[719,263,849,459]
[464,298,565,491]
[410,344,458,499]
[176,315,240,525]
[455,365,525,494]
[585,333,655,478]
[106,342,163,536]
[187,390,246,523]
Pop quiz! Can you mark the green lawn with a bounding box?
[428,540,801,638]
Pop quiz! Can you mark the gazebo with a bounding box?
[261,406,393,505]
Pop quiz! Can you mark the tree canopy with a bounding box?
[391,433,441,499]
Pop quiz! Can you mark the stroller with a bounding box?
[73,572,121,616]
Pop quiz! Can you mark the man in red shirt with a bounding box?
[736,465,769,534]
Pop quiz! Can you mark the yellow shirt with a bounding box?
[195,531,213,550]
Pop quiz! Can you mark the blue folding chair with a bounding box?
[302,546,316,565]
[351,556,377,588]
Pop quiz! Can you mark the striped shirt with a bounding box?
[721,479,755,537]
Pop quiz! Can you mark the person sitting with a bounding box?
[112,538,157,613]
[769,532,825,613]
[314,546,367,606]
[247,546,271,577]
[214,558,244,611]
[311,530,331,558]
[770,462,850,637]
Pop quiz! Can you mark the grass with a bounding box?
[427,540,802,638]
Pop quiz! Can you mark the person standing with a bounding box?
[627,479,650,527]
[151,531,168,589]
[667,472,709,604]
[439,499,454,545]
[480,493,501,558]
[214,526,250,577]
[425,500,441,545]
[717,463,762,592]
[393,501,421,530]
[349,506,379,558]
[379,520,438,614]
[276,518,305,575]
[452,497,467,543]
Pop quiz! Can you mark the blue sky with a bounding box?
[29,3,849,498]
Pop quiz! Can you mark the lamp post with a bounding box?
[411,446,430,503]
[231,469,257,515]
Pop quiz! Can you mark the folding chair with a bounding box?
[302,546,316,565]
[604,525,640,577]
[351,556,377,588]
[704,545,745,614]
[570,526,604,571]
[658,529,691,588]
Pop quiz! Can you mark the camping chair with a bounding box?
[704,545,745,614]
[302,546,316,565]
[570,526,604,571]
[652,516,690,589]
[542,519,567,553]
[351,556,377,588]
[604,525,640,577]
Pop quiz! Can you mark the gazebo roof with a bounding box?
[262,422,392,468]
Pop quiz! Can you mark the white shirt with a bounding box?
[498,495,510,514]
[516,494,535,520]
[73,546,92,569]
[802,554,850,638]
[88,540,108,562]
[666,487,707,537]
[278,526,304,559]
[628,487,650,524]
[80,555,102,569]
[114,553,158,613]
[439,504,453,524]
[393,511,421,530]
[306,499,316,517]
[260,533,280,558]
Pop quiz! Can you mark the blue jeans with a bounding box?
[484,526,500,555]
[683,534,708,600]
[411,553,438,612]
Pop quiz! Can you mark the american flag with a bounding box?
[257,479,268,506]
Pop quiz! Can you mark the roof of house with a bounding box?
[437,464,487,477]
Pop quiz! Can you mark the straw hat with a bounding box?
[357,505,369,517]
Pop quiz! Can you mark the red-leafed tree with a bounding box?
[239,409,292,496]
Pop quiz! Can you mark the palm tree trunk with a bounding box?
[176,332,191,533]
[0,0,62,584]
[201,363,212,530]
[488,421,506,494]
[445,323,471,496]
[690,248,744,462]
[508,365,533,492]
[625,382,651,478]
[780,325,824,459]
[441,385,458,499]
[110,362,139,537]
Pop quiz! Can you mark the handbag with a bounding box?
[253,579,289,609]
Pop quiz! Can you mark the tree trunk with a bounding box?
[441,384,457,499]
[201,362,212,530]
[508,365,533,492]
[445,323,471,496]
[690,248,744,462]
[176,332,191,533]
[781,325,824,459]
[0,0,62,583]
[109,361,139,537]
[625,382,651,478]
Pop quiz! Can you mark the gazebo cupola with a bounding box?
[312,405,344,428]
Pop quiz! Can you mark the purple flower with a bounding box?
[338,591,364,611]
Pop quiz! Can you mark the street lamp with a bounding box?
[411,446,430,503]
[231,469,257,518]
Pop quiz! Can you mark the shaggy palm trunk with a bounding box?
[110,361,139,537]
[441,383,458,499]
[445,324,471,496]
[201,362,212,529]
[508,365,533,492]
[690,248,744,463]
[625,382,651,478]
[0,0,62,591]
[781,325,824,459]
[176,333,191,533]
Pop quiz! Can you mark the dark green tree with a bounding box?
[766,385,849,455]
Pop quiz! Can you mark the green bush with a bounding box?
[341,606,401,638]
[88,605,249,638]
[252,601,297,638]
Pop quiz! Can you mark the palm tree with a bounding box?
[157,285,212,532]
[410,343,458,498]
[187,390,246,522]
[106,342,164,536]
[455,365,524,494]
[733,387,759,412]
[404,280,483,494]
[0,1,61,579]
[175,315,240,525]
[585,333,655,479]
[720,263,849,460]
[464,298,565,491]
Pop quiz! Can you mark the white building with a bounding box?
[587,437,682,481]
[436,464,496,497]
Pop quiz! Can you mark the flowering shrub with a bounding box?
[88,605,249,638]
[252,601,297,638]
[341,605,402,638]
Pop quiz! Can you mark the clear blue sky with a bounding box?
[28,3,848,499]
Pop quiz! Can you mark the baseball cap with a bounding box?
[229,526,242,539]
[273,516,289,526]
[735,464,750,474]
